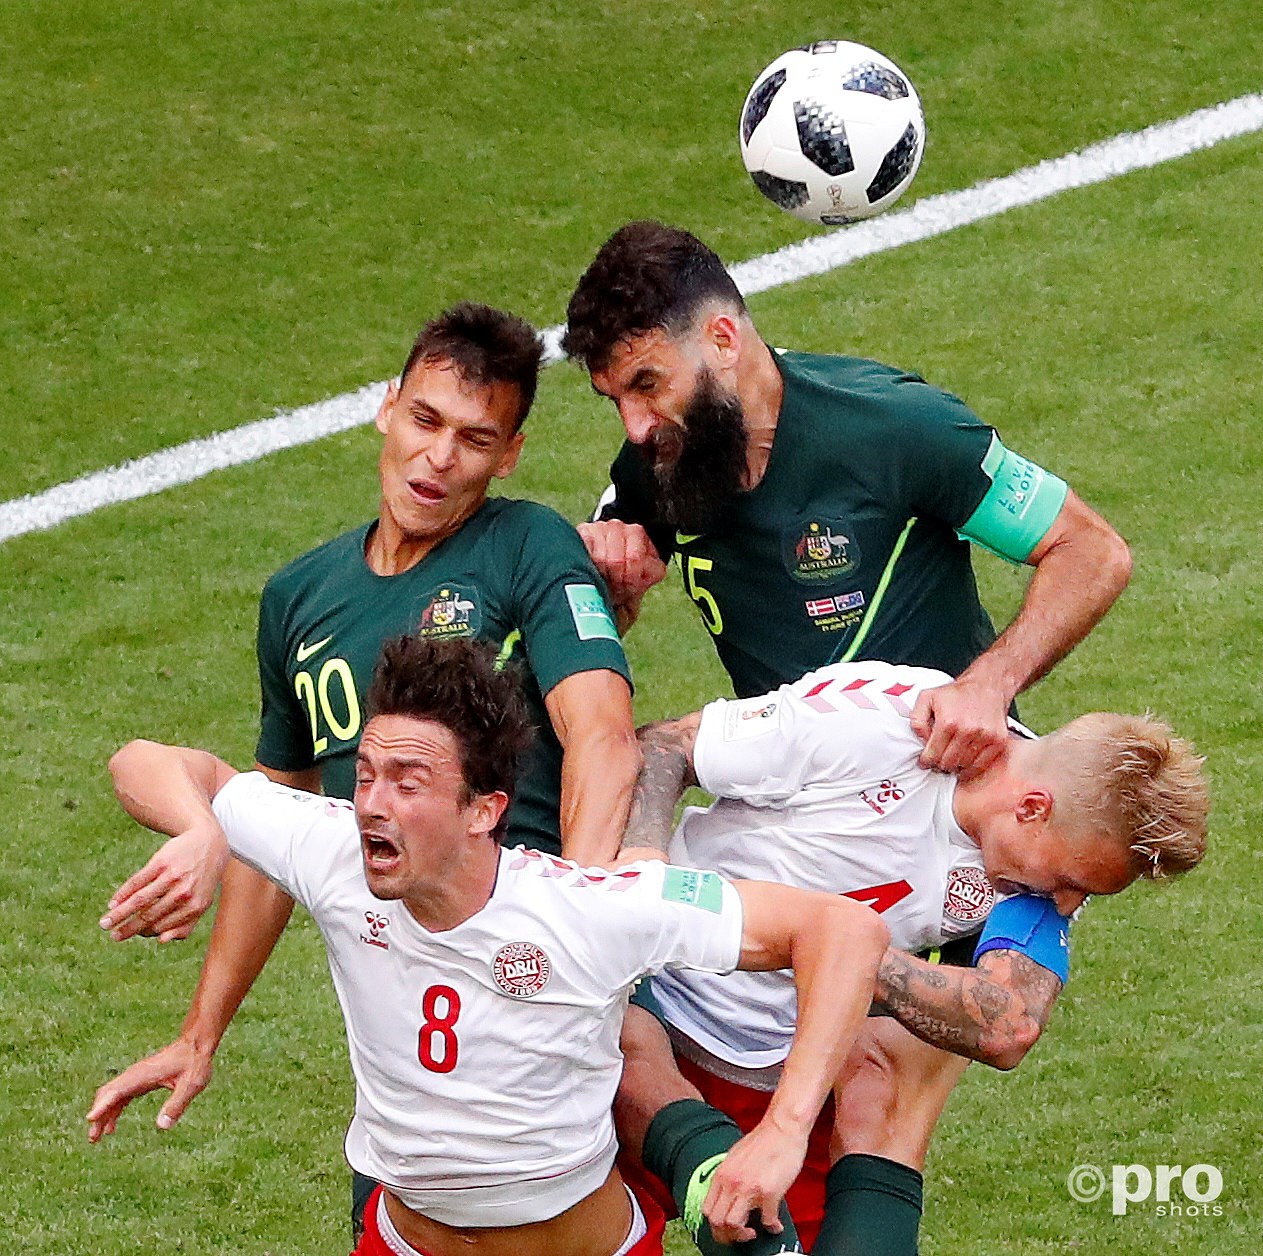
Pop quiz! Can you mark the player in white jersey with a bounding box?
[88,636,889,1256]
[614,658,1208,1254]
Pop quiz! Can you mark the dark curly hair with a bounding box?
[562,221,747,372]
[366,636,534,832]
[400,302,543,430]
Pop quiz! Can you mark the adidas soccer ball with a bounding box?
[739,41,925,226]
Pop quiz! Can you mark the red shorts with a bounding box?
[667,1055,834,1251]
[353,1182,666,1256]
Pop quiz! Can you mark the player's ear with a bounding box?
[467,790,509,840]
[493,431,525,480]
[1016,789,1054,825]
[375,379,400,435]
[704,310,743,366]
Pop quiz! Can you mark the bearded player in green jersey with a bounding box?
[95,303,640,1240]
[562,223,1132,1256]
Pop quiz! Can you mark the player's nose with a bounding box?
[619,398,658,445]
[425,429,457,472]
[1053,888,1087,916]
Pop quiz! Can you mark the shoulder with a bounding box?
[262,523,372,604]
[500,849,666,913]
[777,349,983,432]
[789,660,950,752]
[482,497,592,562]
[486,496,577,534]
[215,771,358,843]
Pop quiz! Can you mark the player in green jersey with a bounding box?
[565,220,1131,780]
[94,303,640,1240]
[562,223,1133,1255]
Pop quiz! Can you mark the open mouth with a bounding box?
[408,478,446,505]
[362,831,401,870]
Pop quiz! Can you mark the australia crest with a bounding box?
[417,585,481,639]
[783,519,859,584]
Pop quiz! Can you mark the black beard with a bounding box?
[651,372,748,534]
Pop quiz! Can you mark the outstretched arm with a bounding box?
[90,753,316,1142]
[703,884,889,1243]
[619,712,702,856]
[912,489,1131,775]
[872,947,1063,1070]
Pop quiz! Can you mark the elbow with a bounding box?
[109,739,153,785]
[1104,530,1133,597]
[615,726,644,782]
[635,719,674,753]
[980,1017,1043,1071]
[847,901,891,960]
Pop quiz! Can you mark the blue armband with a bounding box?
[973,893,1071,983]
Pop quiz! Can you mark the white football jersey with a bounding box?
[653,660,996,1070]
[212,772,742,1226]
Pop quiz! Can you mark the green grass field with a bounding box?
[2,1,1260,1251]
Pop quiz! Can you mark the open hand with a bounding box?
[100,824,228,942]
[87,1037,214,1142]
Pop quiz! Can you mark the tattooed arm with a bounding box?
[620,712,703,854]
[872,947,1064,1070]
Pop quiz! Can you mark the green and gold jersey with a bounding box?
[604,350,1065,697]
[255,497,630,853]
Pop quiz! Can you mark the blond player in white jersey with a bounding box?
[87,636,888,1256]
[615,658,1207,1254]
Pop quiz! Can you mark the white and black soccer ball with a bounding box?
[739,41,925,226]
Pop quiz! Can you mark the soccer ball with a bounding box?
[739,41,925,226]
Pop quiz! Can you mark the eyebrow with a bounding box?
[590,367,658,399]
[355,754,436,773]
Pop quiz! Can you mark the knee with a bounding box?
[830,1043,901,1160]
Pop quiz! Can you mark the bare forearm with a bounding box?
[766,898,889,1134]
[873,949,1061,1069]
[110,740,228,838]
[178,859,295,1051]
[558,726,640,864]
[967,500,1132,700]
[622,722,697,853]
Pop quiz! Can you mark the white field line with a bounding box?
[3,91,1261,546]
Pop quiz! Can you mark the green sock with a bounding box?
[641,1098,803,1255]
[812,1154,923,1256]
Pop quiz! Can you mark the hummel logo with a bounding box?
[296,636,333,663]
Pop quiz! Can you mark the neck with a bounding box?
[402,840,500,932]
[950,743,1020,840]
[366,497,486,576]
[737,338,784,489]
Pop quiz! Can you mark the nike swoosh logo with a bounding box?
[675,532,703,546]
[697,1162,721,1185]
[295,635,333,663]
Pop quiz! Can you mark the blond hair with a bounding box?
[1039,713,1208,878]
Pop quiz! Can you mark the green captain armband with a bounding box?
[957,434,1068,564]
